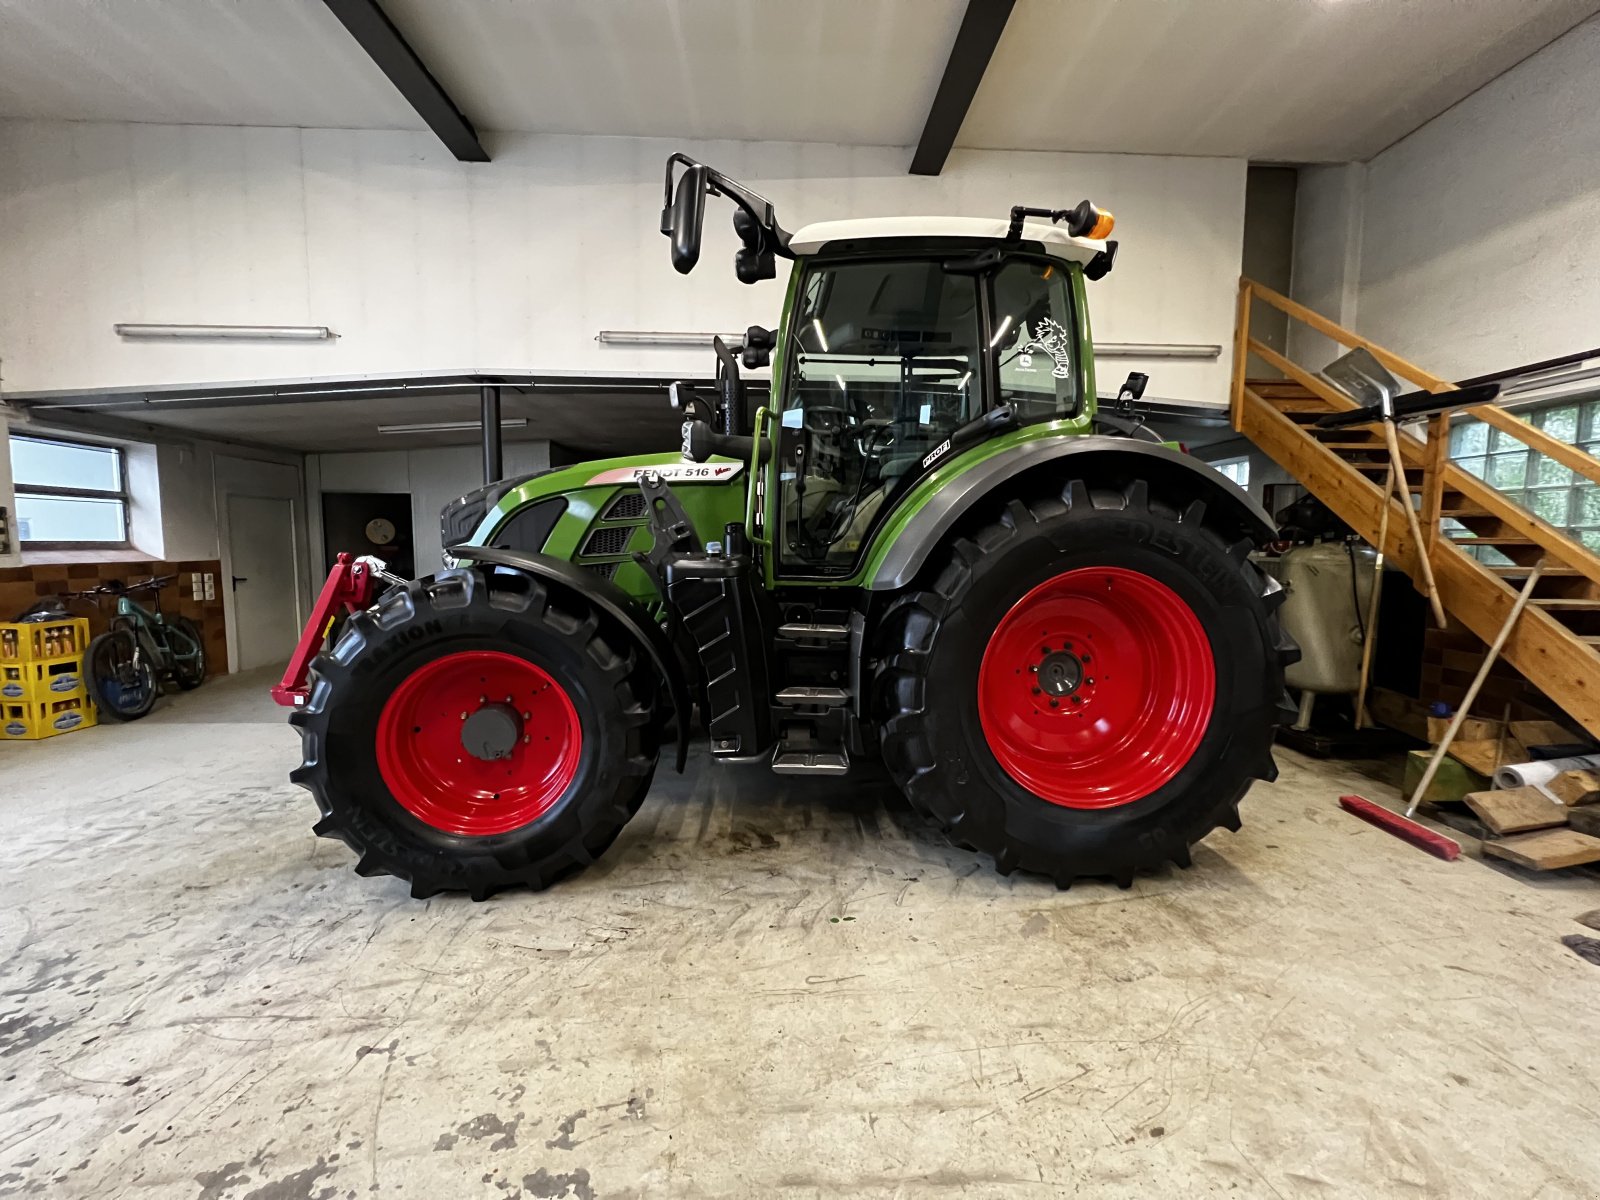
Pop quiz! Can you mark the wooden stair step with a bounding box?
[1442,506,1495,519]
[1487,565,1581,577]
[1316,440,1386,449]
[1533,599,1600,610]
[1446,536,1539,546]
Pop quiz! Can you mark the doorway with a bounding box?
[321,491,415,579]
[227,494,301,671]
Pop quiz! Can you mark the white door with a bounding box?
[228,494,300,671]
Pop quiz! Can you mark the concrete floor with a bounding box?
[3,672,1599,1199]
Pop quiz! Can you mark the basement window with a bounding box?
[9,435,130,548]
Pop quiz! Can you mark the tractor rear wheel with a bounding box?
[290,567,659,899]
[875,480,1297,887]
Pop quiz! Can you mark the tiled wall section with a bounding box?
[0,560,228,676]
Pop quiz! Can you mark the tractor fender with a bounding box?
[448,543,691,772]
[869,436,1279,591]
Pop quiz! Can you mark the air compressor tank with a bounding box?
[1260,541,1378,728]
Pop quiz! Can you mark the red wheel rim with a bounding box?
[978,566,1215,809]
[376,650,582,836]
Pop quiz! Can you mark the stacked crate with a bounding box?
[0,618,97,740]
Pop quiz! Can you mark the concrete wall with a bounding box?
[306,441,551,580]
[1290,15,1600,379]
[0,121,1249,406]
[1242,166,1298,376]
[1287,163,1366,372]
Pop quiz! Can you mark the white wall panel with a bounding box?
[1,122,1248,407]
[1291,16,1600,381]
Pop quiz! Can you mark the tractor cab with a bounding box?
[661,155,1119,577]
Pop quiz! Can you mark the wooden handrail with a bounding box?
[1244,277,1600,492]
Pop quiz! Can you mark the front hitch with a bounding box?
[270,554,401,707]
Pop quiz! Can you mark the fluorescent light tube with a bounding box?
[114,323,336,341]
[378,419,529,435]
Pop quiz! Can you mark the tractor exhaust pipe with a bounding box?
[481,384,502,484]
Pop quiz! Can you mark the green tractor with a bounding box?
[274,154,1297,899]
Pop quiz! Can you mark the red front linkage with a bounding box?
[270,553,381,708]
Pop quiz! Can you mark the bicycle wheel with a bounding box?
[87,630,159,721]
[168,617,208,690]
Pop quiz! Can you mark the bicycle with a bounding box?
[84,576,207,721]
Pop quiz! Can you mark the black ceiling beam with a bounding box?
[321,0,489,162]
[909,0,1017,176]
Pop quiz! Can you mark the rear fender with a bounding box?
[450,544,691,772]
[868,436,1278,591]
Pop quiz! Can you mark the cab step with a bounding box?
[774,686,851,707]
[776,622,850,643]
[771,749,851,776]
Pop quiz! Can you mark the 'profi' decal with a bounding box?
[585,463,744,486]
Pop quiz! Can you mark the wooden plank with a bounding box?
[1230,280,1251,431]
[1465,786,1568,834]
[1569,807,1600,838]
[1447,738,1526,777]
[1510,719,1574,746]
[1482,828,1600,870]
[1422,414,1448,554]
[1428,715,1506,744]
[1549,769,1600,808]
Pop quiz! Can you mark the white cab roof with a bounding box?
[786,216,1105,264]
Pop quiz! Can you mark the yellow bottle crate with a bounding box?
[0,657,88,703]
[0,693,98,741]
[0,618,92,664]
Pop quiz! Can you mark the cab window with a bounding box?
[779,258,982,571]
[991,259,1081,422]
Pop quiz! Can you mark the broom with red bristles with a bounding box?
[1340,562,1545,861]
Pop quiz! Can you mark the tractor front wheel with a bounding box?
[875,480,1297,887]
[290,567,659,899]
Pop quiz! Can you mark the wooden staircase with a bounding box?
[1230,280,1600,739]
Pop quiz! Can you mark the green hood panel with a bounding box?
[458,451,748,604]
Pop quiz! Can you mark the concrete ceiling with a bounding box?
[0,0,1595,162]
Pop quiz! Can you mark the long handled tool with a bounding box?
[1380,418,1448,628]
[1340,560,1544,860]
[1352,465,1393,730]
[1404,560,1545,818]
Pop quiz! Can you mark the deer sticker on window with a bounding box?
[1017,317,1074,379]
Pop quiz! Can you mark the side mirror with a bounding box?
[667,165,709,275]
[1118,371,1149,403]
[741,325,775,370]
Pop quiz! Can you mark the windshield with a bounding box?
[780,258,982,570]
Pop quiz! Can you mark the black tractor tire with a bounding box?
[875,479,1298,888]
[169,616,207,690]
[290,567,660,899]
